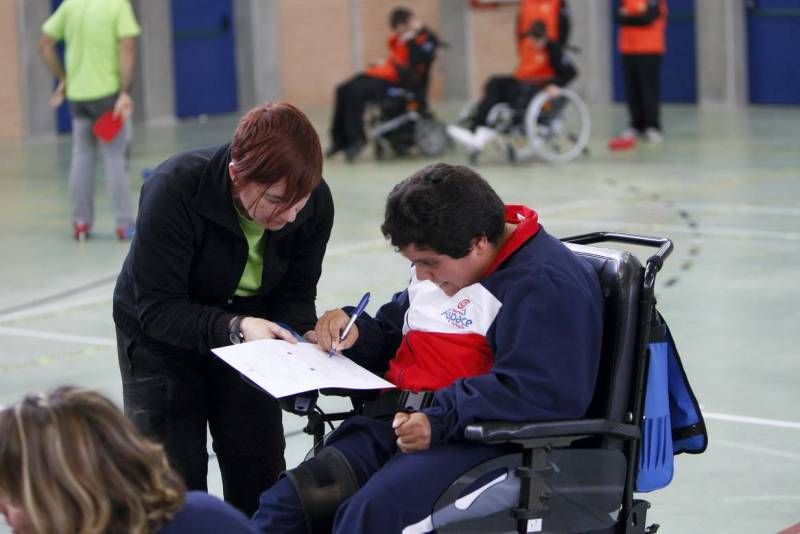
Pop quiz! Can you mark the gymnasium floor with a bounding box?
[1,102,798,533]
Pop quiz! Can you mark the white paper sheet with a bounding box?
[212,339,395,398]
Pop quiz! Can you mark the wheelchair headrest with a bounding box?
[565,243,643,423]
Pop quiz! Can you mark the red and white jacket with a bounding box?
[345,206,604,445]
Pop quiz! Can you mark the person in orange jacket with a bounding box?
[517,0,571,47]
[447,19,576,153]
[327,7,438,162]
[612,0,668,147]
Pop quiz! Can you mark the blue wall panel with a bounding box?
[747,0,800,104]
[50,0,72,133]
[171,0,239,118]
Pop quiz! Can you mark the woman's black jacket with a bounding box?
[113,144,334,356]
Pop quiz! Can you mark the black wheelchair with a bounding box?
[457,86,591,165]
[365,34,449,160]
[289,232,705,534]
[366,87,449,160]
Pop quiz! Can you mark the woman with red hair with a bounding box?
[112,102,334,517]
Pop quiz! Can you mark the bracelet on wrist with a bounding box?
[228,316,245,345]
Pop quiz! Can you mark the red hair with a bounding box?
[230,102,322,207]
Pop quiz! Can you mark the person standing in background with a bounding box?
[38,0,140,241]
[610,0,668,149]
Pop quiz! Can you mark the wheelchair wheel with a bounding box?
[486,103,514,133]
[415,118,449,157]
[524,88,590,164]
[456,102,477,127]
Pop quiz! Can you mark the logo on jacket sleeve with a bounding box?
[440,298,474,329]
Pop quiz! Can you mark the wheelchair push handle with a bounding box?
[561,231,673,271]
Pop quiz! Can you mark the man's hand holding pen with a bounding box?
[315,292,370,356]
[315,308,360,354]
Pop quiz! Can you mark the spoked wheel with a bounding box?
[415,118,449,157]
[524,88,590,164]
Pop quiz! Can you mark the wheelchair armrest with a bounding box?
[464,418,640,445]
[319,387,372,397]
[318,387,380,403]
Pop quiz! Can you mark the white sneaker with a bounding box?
[473,126,499,149]
[618,127,637,139]
[644,128,664,144]
[447,125,481,151]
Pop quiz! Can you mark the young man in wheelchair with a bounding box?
[448,19,576,153]
[326,7,438,162]
[251,163,604,533]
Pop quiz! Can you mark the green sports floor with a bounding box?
[0,102,798,533]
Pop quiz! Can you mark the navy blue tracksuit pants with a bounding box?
[252,415,511,533]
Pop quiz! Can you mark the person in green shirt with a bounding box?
[38,0,141,241]
[112,101,335,517]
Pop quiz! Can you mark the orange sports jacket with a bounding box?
[365,29,438,86]
[514,37,555,81]
[617,0,668,54]
[365,34,409,84]
[517,0,567,44]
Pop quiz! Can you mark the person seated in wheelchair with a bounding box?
[251,163,604,533]
[368,25,445,160]
[326,7,438,162]
[447,19,577,153]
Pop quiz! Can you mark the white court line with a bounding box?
[0,241,391,324]
[1,326,799,458]
[721,495,800,503]
[0,294,112,323]
[712,439,800,461]
[0,199,607,324]
[633,201,800,218]
[1,198,793,322]
[544,218,800,241]
[0,326,115,347]
[704,411,800,430]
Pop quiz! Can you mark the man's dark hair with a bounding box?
[529,20,547,40]
[390,7,413,29]
[381,163,506,258]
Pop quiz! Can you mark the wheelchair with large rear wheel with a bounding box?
[458,87,591,165]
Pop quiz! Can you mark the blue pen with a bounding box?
[330,292,370,356]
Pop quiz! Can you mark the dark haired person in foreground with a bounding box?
[252,163,603,533]
[0,387,257,533]
[113,101,334,516]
